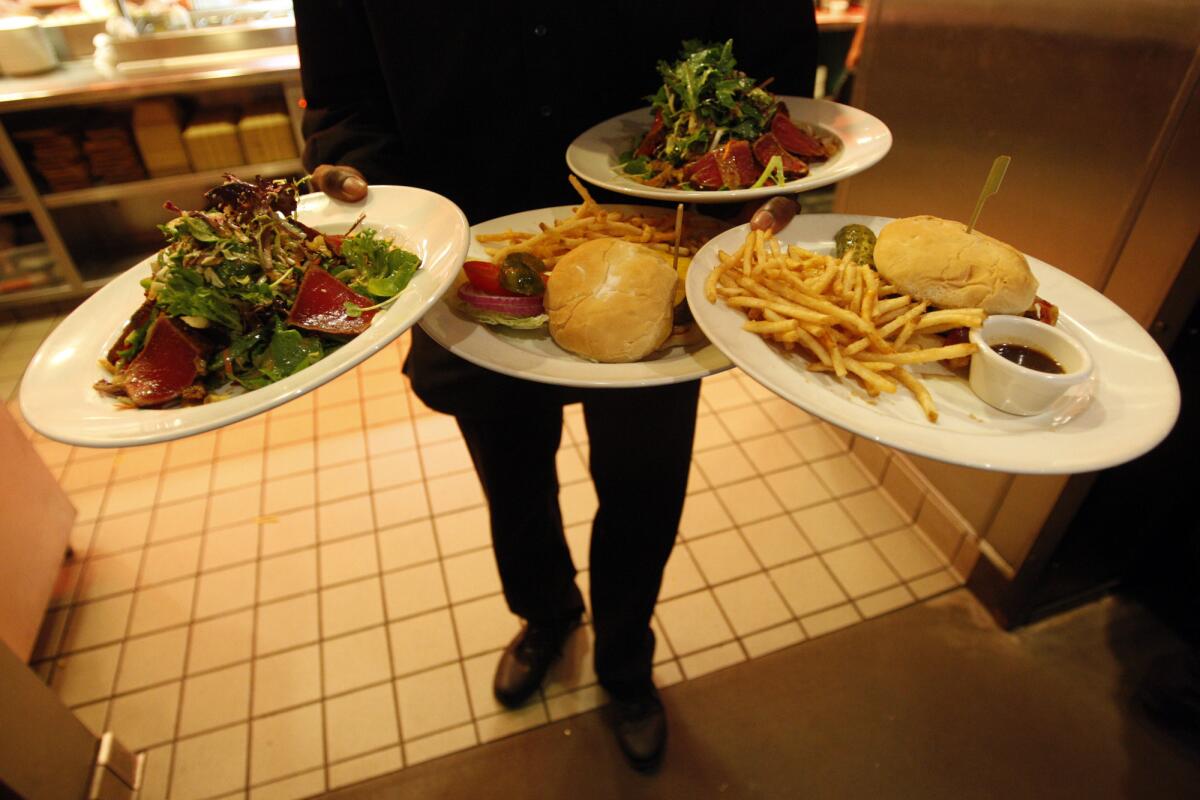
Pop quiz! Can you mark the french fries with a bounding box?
[707,228,986,422]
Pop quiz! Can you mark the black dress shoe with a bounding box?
[610,688,667,773]
[493,617,581,708]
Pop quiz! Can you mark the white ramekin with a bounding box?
[968,315,1093,416]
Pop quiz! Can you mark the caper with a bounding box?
[501,252,546,296]
[834,224,877,267]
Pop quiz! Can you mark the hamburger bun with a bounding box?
[874,215,1038,314]
[545,238,677,363]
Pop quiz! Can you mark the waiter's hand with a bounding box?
[747,196,800,234]
[311,164,368,202]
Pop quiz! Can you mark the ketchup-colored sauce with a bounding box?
[992,343,1064,374]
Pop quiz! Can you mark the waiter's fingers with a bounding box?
[312,164,368,202]
[749,196,800,234]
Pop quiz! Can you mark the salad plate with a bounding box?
[21,186,469,447]
[686,214,1180,474]
[566,96,892,205]
[419,206,732,388]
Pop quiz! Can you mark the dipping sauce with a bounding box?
[991,343,1064,374]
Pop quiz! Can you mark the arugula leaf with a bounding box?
[183,215,219,243]
[155,267,243,332]
[339,230,421,300]
[254,325,324,383]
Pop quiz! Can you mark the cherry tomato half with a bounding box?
[462,260,513,295]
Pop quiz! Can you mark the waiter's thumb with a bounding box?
[312,164,368,202]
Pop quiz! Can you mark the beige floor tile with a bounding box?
[148,497,207,543]
[442,548,501,604]
[382,562,447,620]
[360,369,406,398]
[419,437,473,478]
[322,626,392,695]
[203,521,259,571]
[717,405,779,440]
[564,522,589,569]
[414,414,460,446]
[212,452,265,493]
[655,590,735,655]
[403,722,477,766]
[791,501,863,552]
[478,702,549,743]
[713,574,793,636]
[139,536,201,586]
[365,420,417,456]
[252,645,321,716]
[875,527,945,580]
[701,376,755,411]
[166,434,218,470]
[742,621,806,658]
[325,683,400,762]
[811,454,874,498]
[543,625,597,697]
[217,420,266,458]
[378,519,439,571]
[452,594,520,658]
[328,746,403,789]
[373,482,430,530]
[316,461,369,505]
[461,651,508,719]
[320,534,378,587]
[678,491,734,540]
[67,487,106,524]
[251,768,324,800]
[61,593,133,652]
[716,478,785,527]
[822,541,901,598]
[195,563,257,619]
[261,473,315,516]
[102,475,160,518]
[547,684,607,722]
[317,495,375,542]
[659,545,705,600]
[321,577,385,639]
[651,616,674,663]
[738,434,804,475]
[318,402,364,436]
[159,670,246,742]
[368,447,424,491]
[687,463,709,495]
[764,464,833,512]
[908,569,960,599]
[427,471,486,516]
[116,627,188,693]
[842,488,909,536]
[171,723,248,800]
[59,456,115,492]
[250,703,325,786]
[188,609,253,674]
[273,391,315,418]
[258,548,317,602]
[126,576,193,636]
[208,485,264,530]
[264,440,316,481]
[692,413,733,451]
[259,506,317,557]
[388,608,459,677]
[694,443,757,487]
[741,514,814,568]
[856,584,916,618]
[689,530,760,585]
[679,641,746,680]
[801,603,862,638]
[256,593,319,655]
[90,511,152,555]
[318,372,361,407]
[112,445,168,483]
[268,414,315,447]
[317,430,368,470]
[51,643,121,706]
[770,556,848,618]
[432,507,490,557]
[785,424,847,461]
[158,463,213,506]
[395,663,472,741]
[76,550,141,601]
[556,446,589,486]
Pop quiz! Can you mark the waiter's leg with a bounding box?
[455,410,584,625]
[583,380,701,697]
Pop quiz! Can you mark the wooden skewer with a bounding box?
[671,203,684,273]
[967,155,1011,233]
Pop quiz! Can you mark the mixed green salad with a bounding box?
[96,175,420,407]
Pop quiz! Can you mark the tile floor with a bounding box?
[6,314,961,800]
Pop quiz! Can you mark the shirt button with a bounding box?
[539,105,553,117]
[533,24,548,36]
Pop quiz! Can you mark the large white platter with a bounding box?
[566,96,892,204]
[21,186,469,448]
[686,214,1181,474]
[419,206,732,388]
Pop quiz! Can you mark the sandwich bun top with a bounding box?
[874,215,1038,314]
[545,238,677,363]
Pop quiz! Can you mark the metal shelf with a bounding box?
[42,158,304,209]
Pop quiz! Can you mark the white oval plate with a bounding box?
[21,186,470,447]
[419,205,732,388]
[686,214,1181,474]
[566,96,892,205]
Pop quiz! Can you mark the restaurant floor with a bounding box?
[7,314,961,799]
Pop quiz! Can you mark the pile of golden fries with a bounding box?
[476,176,722,265]
[705,228,984,422]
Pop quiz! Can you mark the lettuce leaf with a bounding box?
[459,304,548,330]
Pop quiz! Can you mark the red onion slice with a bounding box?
[458,283,544,317]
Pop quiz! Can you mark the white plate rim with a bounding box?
[565,96,893,204]
[685,213,1181,474]
[20,185,470,448]
[418,205,733,388]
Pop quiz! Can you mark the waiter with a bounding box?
[294,1,817,772]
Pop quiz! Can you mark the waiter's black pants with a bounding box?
[455,380,700,698]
